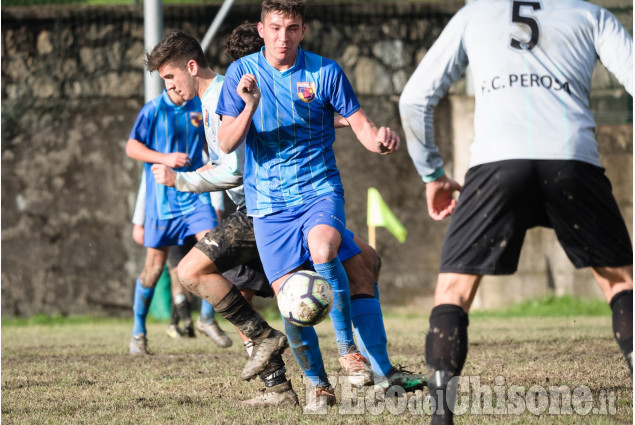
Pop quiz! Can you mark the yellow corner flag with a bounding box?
[367,187,407,243]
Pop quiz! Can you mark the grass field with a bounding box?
[2,301,633,424]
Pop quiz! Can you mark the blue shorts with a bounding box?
[144,206,217,249]
[253,194,347,282]
[338,229,361,262]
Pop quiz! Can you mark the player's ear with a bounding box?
[186,59,198,76]
[257,22,264,38]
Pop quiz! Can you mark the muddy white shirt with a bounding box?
[399,0,633,181]
[174,74,247,209]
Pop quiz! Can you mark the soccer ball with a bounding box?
[277,271,334,327]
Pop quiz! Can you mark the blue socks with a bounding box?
[283,316,330,387]
[132,278,154,336]
[351,295,392,377]
[199,299,215,324]
[315,258,356,356]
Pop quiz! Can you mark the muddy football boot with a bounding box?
[129,334,149,355]
[338,347,373,387]
[196,316,232,347]
[303,384,336,413]
[241,328,289,380]
[240,380,299,407]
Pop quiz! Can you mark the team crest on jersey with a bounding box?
[204,110,210,129]
[297,82,316,103]
[190,112,203,128]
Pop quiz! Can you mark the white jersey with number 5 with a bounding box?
[400,0,633,180]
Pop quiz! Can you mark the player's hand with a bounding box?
[425,175,462,221]
[132,224,144,246]
[376,127,400,154]
[151,164,177,187]
[237,74,261,109]
[164,152,191,168]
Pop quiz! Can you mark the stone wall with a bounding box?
[1,1,632,316]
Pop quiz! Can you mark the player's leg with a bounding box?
[254,207,335,411]
[130,245,169,354]
[167,264,185,338]
[540,160,634,377]
[235,281,299,408]
[427,161,535,424]
[178,209,288,378]
[304,196,373,387]
[166,239,197,338]
[592,266,633,375]
[427,273,479,425]
[343,233,426,392]
[184,211,233,347]
[340,234,389,375]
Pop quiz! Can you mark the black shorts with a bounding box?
[440,160,633,275]
[167,236,197,269]
[195,208,272,297]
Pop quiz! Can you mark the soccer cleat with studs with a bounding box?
[129,334,149,355]
[241,328,289,381]
[196,316,232,347]
[166,324,184,339]
[374,365,427,393]
[338,347,373,387]
[303,384,336,413]
[240,380,300,407]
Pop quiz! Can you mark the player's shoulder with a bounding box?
[302,48,342,75]
[227,52,259,76]
[137,93,164,118]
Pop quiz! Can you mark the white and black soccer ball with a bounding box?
[277,270,334,327]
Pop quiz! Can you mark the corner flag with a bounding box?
[367,187,407,243]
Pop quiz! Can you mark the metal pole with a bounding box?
[144,0,164,103]
[201,0,236,52]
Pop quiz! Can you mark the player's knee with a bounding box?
[177,259,198,291]
[311,242,339,264]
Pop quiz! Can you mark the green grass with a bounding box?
[2,295,610,327]
[2,312,632,424]
[471,294,611,319]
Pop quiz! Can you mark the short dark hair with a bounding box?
[145,31,209,73]
[261,0,306,24]
[224,22,263,61]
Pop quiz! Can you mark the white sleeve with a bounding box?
[399,7,469,181]
[595,8,633,95]
[211,191,225,212]
[132,172,146,225]
[174,166,243,193]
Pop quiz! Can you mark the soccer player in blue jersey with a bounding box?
[216,0,400,410]
[400,1,633,424]
[126,88,229,354]
[131,173,232,345]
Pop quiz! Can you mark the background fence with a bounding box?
[1,1,632,316]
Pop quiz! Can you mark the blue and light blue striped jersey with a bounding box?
[217,47,360,216]
[399,0,633,181]
[129,90,211,220]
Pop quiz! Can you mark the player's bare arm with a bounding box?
[344,109,400,154]
[218,74,261,154]
[126,138,191,168]
[334,115,349,128]
[425,175,462,221]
